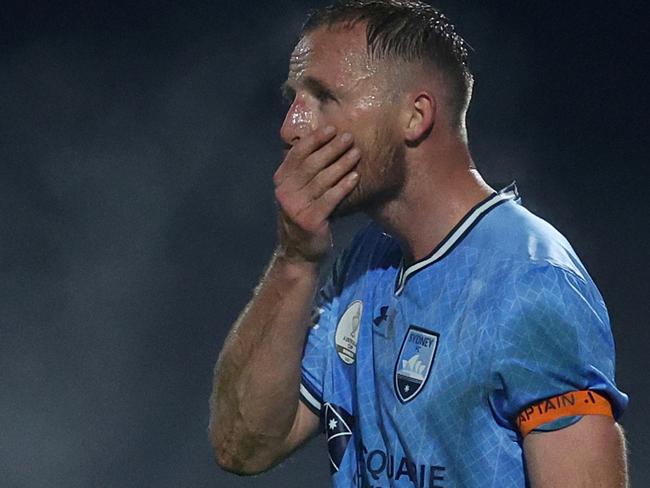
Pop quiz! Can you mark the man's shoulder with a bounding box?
[472,199,608,320]
[476,197,589,281]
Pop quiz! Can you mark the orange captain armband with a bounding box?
[516,390,613,437]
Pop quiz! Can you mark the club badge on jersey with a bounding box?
[394,326,440,403]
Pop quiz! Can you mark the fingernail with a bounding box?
[349,171,359,180]
[341,132,352,143]
[324,126,336,135]
[348,148,360,159]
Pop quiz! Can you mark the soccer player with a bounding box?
[208,1,629,486]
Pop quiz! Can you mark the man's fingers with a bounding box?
[306,146,361,198]
[299,132,354,177]
[294,125,337,161]
[276,144,359,223]
[278,132,354,192]
[272,125,359,263]
[308,171,359,221]
[273,126,337,186]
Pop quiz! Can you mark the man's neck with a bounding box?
[370,143,493,265]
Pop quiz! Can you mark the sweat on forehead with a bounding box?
[292,24,368,63]
[288,24,384,84]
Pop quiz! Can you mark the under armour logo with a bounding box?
[373,306,389,326]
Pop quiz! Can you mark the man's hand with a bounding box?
[273,126,361,262]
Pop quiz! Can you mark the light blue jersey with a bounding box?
[299,184,628,487]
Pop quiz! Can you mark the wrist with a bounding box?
[272,247,323,278]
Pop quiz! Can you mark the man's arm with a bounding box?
[523,415,628,487]
[209,255,322,474]
[208,127,360,474]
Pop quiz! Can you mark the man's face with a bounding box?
[280,23,406,216]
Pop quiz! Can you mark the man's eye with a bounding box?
[281,87,296,105]
[316,91,335,104]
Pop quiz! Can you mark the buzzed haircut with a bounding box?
[301,0,474,129]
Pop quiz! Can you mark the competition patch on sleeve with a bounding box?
[516,390,613,437]
[335,300,363,365]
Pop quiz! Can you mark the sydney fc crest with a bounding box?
[394,326,439,403]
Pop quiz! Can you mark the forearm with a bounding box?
[210,125,359,473]
[209,251,320,473]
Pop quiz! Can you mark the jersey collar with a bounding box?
[394,183,519,296]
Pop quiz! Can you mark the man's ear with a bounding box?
[403,92,436,145]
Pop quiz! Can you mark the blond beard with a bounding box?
[332,122,406,219]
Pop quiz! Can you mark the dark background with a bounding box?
[1,1,647,486]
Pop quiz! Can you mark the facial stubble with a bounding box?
[331,119,406,219]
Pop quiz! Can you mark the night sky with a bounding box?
[1,1,648,486]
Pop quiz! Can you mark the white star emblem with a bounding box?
[404,385,410,392]
[328,418,338,431]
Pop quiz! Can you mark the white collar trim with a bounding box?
[394,185,518,296]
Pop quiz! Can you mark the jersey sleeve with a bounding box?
[488,263,628,436]
[299,253,346,419]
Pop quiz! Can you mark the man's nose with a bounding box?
[280,99,317,146]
